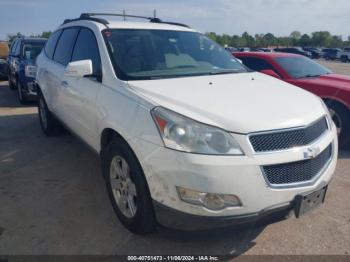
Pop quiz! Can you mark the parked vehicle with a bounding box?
[0,41,9,80]
[274,47,312,58]
[339,48,350,63]
[250,48,272,52]
[303,47,323,59]
[234,51,350,148]
[259,48,273,52]
[0,59,7,80]
[239,47,250,52]
[225,46,238,52]
[36,13,337,234]
[322,48,341,60]
[7,36,46,103]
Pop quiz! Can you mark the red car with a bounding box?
[234,52,350,148]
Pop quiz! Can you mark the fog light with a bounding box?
[177,187,241,210]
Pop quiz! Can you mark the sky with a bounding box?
[1,0,350,40]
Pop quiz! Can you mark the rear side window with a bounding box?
[45,30,62,59]
[240,57,275,72]
[71,28,101,75]
[53,28,79,65]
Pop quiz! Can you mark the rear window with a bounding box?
[239,57,275,72]
[22,42,45,60]
[45,30,62,59]
[53,28,79,65]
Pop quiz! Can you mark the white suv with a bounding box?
[36,13,338,234]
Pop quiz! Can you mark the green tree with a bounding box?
[311,31,332,47]
[299,34,311,47]
[7,32,22,43]
[263,33,275,46]
[242,32,255,47]
[40,31,52,38]
[290,31,302,45]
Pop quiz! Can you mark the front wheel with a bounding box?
[17,80,27,104]
[328,103,350,148]
[102,138,156,234]
[341,56,349,63]
[9,77,16,90]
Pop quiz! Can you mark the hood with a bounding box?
[298,73,350,91]
[128,72,325,134]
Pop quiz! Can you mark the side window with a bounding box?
[14,40,21,56]
[53,28,79,65]
[240,57,275,72]
[10,40,18,55]
[44,30,62,59]
[71,28,101,75]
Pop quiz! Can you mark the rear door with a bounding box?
[41,30,61,110]
[49,28,79,121]
[62,27,102,148]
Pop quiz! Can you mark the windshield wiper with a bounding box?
[298,74,321,79]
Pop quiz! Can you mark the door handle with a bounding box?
[61,81,69,88]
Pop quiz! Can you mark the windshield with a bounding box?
[22,42,45,60]
[103,29,247,80]
[275,56,332,79]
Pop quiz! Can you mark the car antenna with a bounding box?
[123,10,126,21]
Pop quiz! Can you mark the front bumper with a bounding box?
[153,200,293,230]
[20,78,38,98]
[130,120,338,229]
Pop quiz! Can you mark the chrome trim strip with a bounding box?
[247,115,328,155]
[260,142,334,189]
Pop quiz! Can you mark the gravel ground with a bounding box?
[0,60,349,257]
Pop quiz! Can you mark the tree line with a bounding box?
[6,31,52,43]
[206,31,350,48]
[6,30,350,49]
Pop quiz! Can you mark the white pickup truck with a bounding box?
[35,13,338,234]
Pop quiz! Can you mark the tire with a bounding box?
[17,80,27,104]
[327,102,350,148]
[9,77,16,90]
[340,56,349,63]
[38,91,62,136]
[102,137,156,234]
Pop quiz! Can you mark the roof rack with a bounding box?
[63,12,190,28]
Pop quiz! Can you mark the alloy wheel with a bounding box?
[109,156,138,218]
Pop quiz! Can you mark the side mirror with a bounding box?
[65,59,93,78]
[260,69,281,79]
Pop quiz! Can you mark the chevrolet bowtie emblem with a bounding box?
[303,147,321,159]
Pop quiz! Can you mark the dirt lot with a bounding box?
[0,61,349,256]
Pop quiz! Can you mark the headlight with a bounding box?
[151,107,243,155]
[25,65,37,78]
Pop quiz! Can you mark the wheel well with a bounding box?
[100,128,123,151]
[323,98,350,113]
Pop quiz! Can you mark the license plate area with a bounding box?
[294,186,327,218]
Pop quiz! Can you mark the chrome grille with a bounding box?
[249,117,328,152]
[263,144,332,186]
